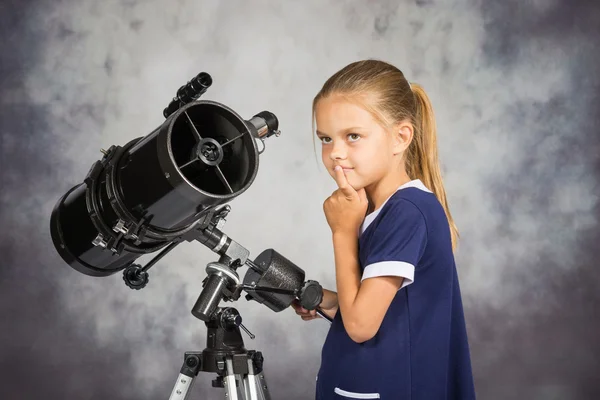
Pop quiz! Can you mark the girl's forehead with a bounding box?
[316,97,377,124]
[315,107,389,139]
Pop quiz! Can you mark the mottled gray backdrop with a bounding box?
[1,0,599,399]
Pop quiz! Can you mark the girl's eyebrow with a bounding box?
[316,127,364,136]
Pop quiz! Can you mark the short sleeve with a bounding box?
[361,199,428,290]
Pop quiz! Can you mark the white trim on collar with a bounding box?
[359,179,432,236]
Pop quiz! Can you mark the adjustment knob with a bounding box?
[212,376,225,388]
[220,308,255,339]
[123,264,149,290]
[298,280,323,310]
[220,308,242,330]
[252,351,264,371]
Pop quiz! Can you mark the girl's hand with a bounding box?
[291,299,319,320]
[291,289,339,321]
[323,166,369,236]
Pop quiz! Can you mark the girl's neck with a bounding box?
[365,170,413,214]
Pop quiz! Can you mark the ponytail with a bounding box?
[409,83,459,252]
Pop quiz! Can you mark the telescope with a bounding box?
[49,72,329,400]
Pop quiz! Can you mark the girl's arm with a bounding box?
[333,232,404,343]
[319,288,339,319]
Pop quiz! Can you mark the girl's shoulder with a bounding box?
[361,190,429,242]
[360,179,445,238]
[385,186,441,220]
[371,187,448,241]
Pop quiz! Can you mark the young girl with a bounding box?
[292,60,476,399]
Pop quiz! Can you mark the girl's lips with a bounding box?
[332,165,354,173]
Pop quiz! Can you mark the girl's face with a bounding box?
[315,95,400,191]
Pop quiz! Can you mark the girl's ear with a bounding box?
[392,120,413,155]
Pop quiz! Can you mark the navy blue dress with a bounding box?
[315,180,475,399]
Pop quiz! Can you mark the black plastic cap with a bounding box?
[255,111,279,134]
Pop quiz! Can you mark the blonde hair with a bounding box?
[312,59,459,251]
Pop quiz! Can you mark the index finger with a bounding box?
[333,166,356,198]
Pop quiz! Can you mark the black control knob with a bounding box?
[219,308,255,339]
[252,351,264,372]
[298,280,323,310]
[122,264,149,290]
[220,308,242,330]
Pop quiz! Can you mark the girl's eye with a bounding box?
[319,134,360,144]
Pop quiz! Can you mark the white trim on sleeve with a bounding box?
[361,261,415,290]
[334,387,381,398]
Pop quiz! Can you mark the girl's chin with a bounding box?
[347,179,366,191]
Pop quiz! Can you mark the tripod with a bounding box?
[168,307,271,400]
[118,205,326,399]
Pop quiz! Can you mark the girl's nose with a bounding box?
[329,142,347,160]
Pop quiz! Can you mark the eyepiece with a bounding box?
[163,72,213,118]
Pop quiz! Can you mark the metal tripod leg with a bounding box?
[169,373,195,400]
[241,355,271,400]
[224,357,241,400]
[222,353,271,400]
[169,353,202,400]
[168,351,271,400]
